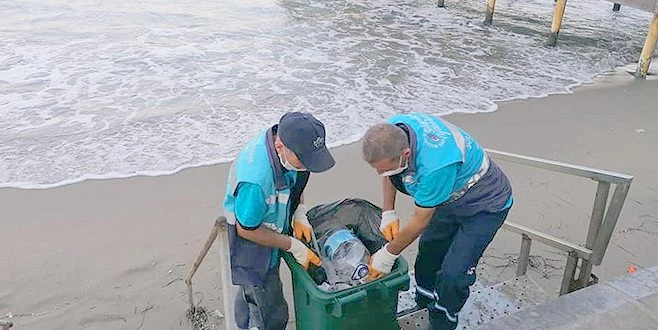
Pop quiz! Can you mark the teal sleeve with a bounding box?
[502,195,514,210]
[414,163,458,208]
[234,182,267,230]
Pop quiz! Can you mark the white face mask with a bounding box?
[380,156,408,177]
[279,151,307,172]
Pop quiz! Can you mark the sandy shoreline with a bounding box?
[2,73,658,329]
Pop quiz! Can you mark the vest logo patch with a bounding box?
[425,131,448,148]
[402,174,416,184]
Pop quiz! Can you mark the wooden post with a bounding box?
[635,13,658,78]
[612,3,621,11]
[546,0,567,46]
[185,218,222,309]
[484,0,497,25]
[437,0,445,8]
[184,216,235,330]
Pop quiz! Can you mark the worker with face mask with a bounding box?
[362,112,513,330]
[223,112,335,330]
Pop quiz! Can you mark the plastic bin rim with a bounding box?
[282,252,409,301]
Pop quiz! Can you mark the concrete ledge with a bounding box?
[481,265,658,330]
[608,264,658,300]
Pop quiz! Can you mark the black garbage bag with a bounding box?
[307,198,387,255]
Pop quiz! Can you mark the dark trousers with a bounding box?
[414,209,509,330]
[234,268,288,330]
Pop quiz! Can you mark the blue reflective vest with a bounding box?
[223,126,308,286]
[388,113,512,216]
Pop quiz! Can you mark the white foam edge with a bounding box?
[0,133,365,190]
[4,61,654,190]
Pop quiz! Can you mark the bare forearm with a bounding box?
[382,178,397,211]
[386,207,434,255]
[237,224,292,250]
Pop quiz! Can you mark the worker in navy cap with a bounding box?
[362,113,513,330]
[223,111,335,330]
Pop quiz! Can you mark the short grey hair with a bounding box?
[362,123,409,163]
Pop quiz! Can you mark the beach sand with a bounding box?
[2,73,657,329]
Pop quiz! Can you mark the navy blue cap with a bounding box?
[278,112,335,173]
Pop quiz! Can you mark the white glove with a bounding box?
[380,210,400,241]
[368,243,399,281]
[286,237,321,270]
[292,204,313,243]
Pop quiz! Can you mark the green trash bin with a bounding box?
[283,252,409,330]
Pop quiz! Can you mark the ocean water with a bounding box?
[0,0,653,189]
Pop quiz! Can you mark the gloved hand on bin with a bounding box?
[368,243,399,281]
[292,204,314,243]
[380,210,400,241]
[287,236,321,270]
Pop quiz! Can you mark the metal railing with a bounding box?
[487,149,634,295]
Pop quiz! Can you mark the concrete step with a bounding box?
[479,264,658,330]
[397,274,551,329]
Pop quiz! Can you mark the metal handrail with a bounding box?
[503,221,593,260]
[486,149,633,184]
[486,149,633,295]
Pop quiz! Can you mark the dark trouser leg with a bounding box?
[414,215,459,309]
[429,209,509,330]
[234,285,251,329]
[234,268,289,330]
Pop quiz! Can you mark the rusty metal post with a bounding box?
[559,252,578,295]
[591,183,632,265]
[585,182,610,250]
[635,13,658,78]
[484,0,497,25]
[546,0,567,46]
[578,181,610,288]
[516,234,532,276]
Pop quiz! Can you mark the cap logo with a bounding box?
[313,136,324,149]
